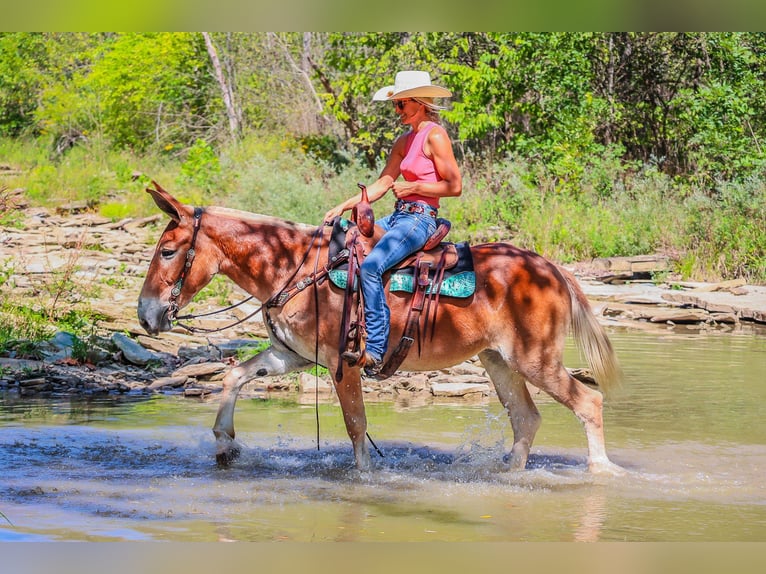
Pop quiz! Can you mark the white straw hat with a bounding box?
[372,70,452,101]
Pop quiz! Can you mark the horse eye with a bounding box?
[160,248,176,259]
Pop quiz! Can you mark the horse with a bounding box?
[137,182,624,475]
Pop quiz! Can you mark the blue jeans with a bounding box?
[360,208,437,361]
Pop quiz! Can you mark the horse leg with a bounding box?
[479,349,541,470]
[334,368,371,471]
[212,345,311,466]
[530,362,623,475]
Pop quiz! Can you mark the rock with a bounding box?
[429,373,491,386]
[689,278,746,293]
[298,372,333,393]
[172,361,227,378]
[430,382,490,397]
[708,312,738,324]
[444,361,487,377]
[148,376,188,390]
[136,335,181,354]
[19,378,47,387]
[50,331,78,350]
[649,309,710,323]
[392,373,429,392]
[0,358,45,371]
[592,255,670,277]
[112,332,163,366]
[55,201,90,215]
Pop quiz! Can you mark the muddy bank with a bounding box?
[1,204,764,402]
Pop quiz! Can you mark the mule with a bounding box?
[137,183,624,474]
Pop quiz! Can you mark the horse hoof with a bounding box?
[216,447,241,467]
[589,460,626,476]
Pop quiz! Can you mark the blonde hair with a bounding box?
[413,97,443,122]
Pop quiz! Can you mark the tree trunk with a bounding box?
[202,32,240,140]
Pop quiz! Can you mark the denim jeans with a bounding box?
[360,207,437,361]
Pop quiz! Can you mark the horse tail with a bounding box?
[560,267,623,397]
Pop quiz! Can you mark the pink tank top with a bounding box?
[399,122,441,209]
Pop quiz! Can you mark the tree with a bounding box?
[202,32,241,141]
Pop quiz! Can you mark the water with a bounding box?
[1,329,765,542]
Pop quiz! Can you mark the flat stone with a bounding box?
[148,376,188,390]
[429,373,491,385]
[648,309,710,323]
[172,361,227,378]
[430,382,490,397]
[299,372,333,393]
[443,361,486,377]
[0,358,45,371]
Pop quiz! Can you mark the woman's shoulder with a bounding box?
[425,122,449,142]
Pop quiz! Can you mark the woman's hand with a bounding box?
[391,181,415,199]
[323,205,345,225]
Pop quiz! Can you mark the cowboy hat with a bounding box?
[372,70,452,101]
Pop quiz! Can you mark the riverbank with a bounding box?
[1,205,764,403]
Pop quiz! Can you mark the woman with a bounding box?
[323,71,462,376]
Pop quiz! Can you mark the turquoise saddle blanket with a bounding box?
[328,269,475,298]
[328,241,476,298]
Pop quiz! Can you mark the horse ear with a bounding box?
[146,181,186,222]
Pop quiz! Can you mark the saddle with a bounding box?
[328,188,474,382]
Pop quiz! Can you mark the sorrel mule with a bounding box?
[138,184,624,474]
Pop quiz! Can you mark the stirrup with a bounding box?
[341,350,364,367]
[362,353,383,377]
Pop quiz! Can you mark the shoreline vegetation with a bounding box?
[2,133,764,283]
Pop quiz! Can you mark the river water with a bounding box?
[1,328,765,542]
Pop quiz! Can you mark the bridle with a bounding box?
[165,206,334,335]
[166,206,205,323]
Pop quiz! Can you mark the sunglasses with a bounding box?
[393,99,415,111]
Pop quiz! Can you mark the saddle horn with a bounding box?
[352,182,375,238]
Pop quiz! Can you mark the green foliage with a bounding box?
[304,363,330,377]
[681,181,766,281]
[178,139,221,191]
[195,275,233,307]
[299,134,351,173]
[236,340,271,362]
[0,304,54,353]
[99,202,135,220]
[30,33,216,152]
[0,33,49,137]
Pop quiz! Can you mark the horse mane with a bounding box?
[206,205,316,232]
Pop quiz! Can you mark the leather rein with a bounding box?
[166,207,336,335]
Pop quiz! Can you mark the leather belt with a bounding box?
[394,199,437,218]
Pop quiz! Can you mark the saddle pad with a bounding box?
[328,269,475,298]
[328,241,476,298]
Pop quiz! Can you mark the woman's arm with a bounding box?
[323,135,407,224]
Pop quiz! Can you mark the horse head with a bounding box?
[137,182,218,334]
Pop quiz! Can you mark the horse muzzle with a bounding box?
[137,297,174,334]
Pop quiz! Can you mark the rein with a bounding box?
[167,206,262,334]
[167,207,332,335]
